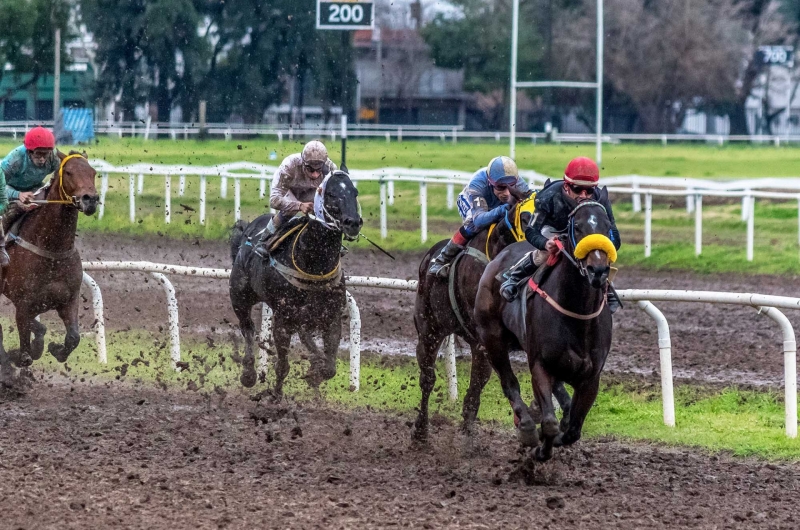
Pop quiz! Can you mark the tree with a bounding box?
[81,0,208,121]
[0,0,70,108]
[421,0,545,129]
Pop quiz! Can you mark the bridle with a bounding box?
[33,154,86,208]
[312,172,361,242]
[563,200,609,279]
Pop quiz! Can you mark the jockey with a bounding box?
[428,156,531,277]
[499,156,623,311]
[254,139,337,257]
[0,126,60,267]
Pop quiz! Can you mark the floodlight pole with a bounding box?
[510,0,604,163]
[509,0,519,160]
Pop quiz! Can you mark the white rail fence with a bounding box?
[89,160,800,257]
[76,261,798,437]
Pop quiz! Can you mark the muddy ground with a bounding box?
[10,231,797,387]
[1,232,799,528]
[1,378,799,529]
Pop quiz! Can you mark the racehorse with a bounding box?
[229,169,362,394]
[475,195,615,461]
[0,151,99,380]
[412,197,567,441]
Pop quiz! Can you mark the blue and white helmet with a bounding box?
[486,156,519,187]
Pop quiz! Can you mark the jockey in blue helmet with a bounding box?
[428,156,531,277]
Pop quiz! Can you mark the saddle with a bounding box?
[247,216,308,257]
[4,186,49,242]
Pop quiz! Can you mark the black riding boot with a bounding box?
[428,240,465,278]
[499,252,537,302]
[607,283,622,314]
[254,218,277,258]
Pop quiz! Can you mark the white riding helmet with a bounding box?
[301,140,328,170]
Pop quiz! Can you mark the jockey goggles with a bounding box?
[304,161,325,173]
[567,183,595,195]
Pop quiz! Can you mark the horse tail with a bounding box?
[230,220,248,264]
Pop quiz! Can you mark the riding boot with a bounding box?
[428,239,465,278]
[0,222,8,269]
[607,282,623,314]
[499,252,537,302]
[254,218,277,258]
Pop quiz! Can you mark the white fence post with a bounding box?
[758,306,797,438]
[164,175,171,224]
[81,272,107,365]
[635,301,674,427]
[443,335,458,401]
[259,172,266,199]
[632,179,642,212]
[199,175,207,225]
[150,272,181,371]
[797,196,800,247]
[420,181,428,243]
[98,173,109,220]
[220,176,228,199]
[694,194,702,256]
[446,183,454,210]
[234,178,241,221]
[137,173,144,195]
[380,181,388,239]
[644,193,652,258]
[686,188,695,213]
[741,189,751,221]
[178,174,186,197]
[346,291,361,391]
[260,304,272,375]
[452,127,457,144]
[387,180,395,205]
[746,195,754,262]
[129,174,135,223]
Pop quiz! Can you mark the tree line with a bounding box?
[5,0,800,132]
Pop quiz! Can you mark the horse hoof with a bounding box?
[534,446,552,462]
[517,424,539,448]
[541,417,560,439]
[31,339,45,361]
[240,369,257,388]
[17,352,33,367]
[411,427,429,445]
[553,434,564,447]
[48,343,69,363]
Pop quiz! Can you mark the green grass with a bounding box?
[26,322,800,460]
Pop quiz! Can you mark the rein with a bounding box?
[35,154,83,207]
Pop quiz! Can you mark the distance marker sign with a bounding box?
[317,0,374,30]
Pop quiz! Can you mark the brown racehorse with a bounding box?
[475,197,615,461]
[0,151,98,381]
[412,198,545,442]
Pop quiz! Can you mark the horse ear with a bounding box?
[340,163,348,174]
[597,185,608,202]
[543,178,551,188]
[81,150,88,159]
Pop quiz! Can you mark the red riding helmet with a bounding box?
[24,126,55,151]
[564,156,600,187]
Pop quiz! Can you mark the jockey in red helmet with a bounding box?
[0,126,60,266]
[499,156,623,312]
[428,156,532,277]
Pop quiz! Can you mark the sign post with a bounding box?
[317,0,373,166]
[317,0,375,30]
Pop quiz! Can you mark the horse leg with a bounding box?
[14,306,35,367]
[485,345,538,447]
[555,376,600,447]
[0,325,15,386]
[553,381,572,432]
[317,317,342,385]
[272,320,292,397]
[232,298,257,388]
[530,363,559,462]
[412,329,445,443]
[30,318,47,361]
[461,344,492,436]
[48,301,81,363]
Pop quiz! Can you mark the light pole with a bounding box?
[509,0,604,163]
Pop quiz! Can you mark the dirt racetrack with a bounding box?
[0,232,799,527]
[1,378,799,529]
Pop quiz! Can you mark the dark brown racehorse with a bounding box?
[413,198,541,442]
[475,196,615,461]
[229,169,362,394]
[0,151,99,380]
